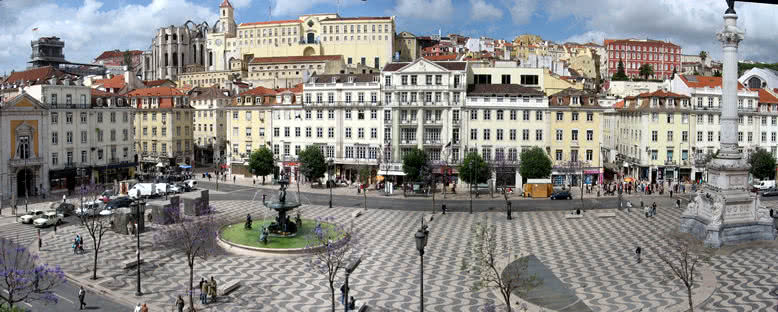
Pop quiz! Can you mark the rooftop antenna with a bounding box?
[268,0,274,21]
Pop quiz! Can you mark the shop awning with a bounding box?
[377,170,405,176]
[179,165,192,169]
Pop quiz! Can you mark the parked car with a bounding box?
[19,209,45,224]
[183,179,197,190]
[762,187,778,197]
[76,200,104,217]
[105,197,133,211]
[49,202,76,217]
[33,211,63,228]
[128,183,159,199]
[168,184,183,194]
[753,180,776,191]
[550,190,573,200]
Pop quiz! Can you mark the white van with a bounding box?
[128,183,158,199]
[155,183,169,195]
[753,180,775,191]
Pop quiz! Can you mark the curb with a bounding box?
[63,273,138,308]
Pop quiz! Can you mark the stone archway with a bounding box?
[303,46,316,56]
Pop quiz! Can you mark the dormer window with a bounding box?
[256,96,262,104]
[348,76,355,83]
[652,97,658,107]
[238,97,243,104]
[246,96,252,103]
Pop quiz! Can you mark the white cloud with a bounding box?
[229,0,253,9]
[0,0,217,74]
[272,0,365,17]
[391,0,456,22]
[505,0,536,25]
[547,0,778,62]
[470,0,503,20]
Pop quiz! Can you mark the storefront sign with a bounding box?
[583,169,600,174]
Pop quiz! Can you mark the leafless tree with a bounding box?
[653,233,714,312]
[492,157,518,213]
[76,183,112,280]
[461,222,540,312]
[305,217,363,312]
[153,201,221,311]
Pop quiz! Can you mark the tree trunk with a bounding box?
[329,281,335,312]
[687,287,693,312]
[188,262,195,312]
[92,246,99,280]
[262,176,265,185]
[503,290,512,312]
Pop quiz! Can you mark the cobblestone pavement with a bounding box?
[33,199,778,312]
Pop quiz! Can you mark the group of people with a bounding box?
[132,302,149,312]
[643,201,658,218]
[199,276,219,305]
[72,234,85,254]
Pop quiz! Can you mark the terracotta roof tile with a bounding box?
[467,84,544,96]
[127,86,185,97]
[613,100,625,109]
[94,50,143,61]
[679,75,745,89]
[3,66,66,85]
[240,20,302,26]
[90,88,122,97]
[320,17,392,22]
[757,88,778,104]
[143,79,175,87]
[249,55,342,64]
[423,54,458,61]
[220,0,232,8]
[94,75,126,89]
[635,89,689,98]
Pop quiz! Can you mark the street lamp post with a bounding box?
[414,219,429,312]
[135,198,144,297]
[342,257,362,312]
[328,159,334,208]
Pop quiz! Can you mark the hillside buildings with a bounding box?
[605,39,681,80]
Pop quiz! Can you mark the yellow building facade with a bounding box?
[207,2,395,76]
[128,87,195,170]
[548,89,605,186]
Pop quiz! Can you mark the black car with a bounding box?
[762,188,778,197]
[550,190,573,200]
[105,197,133,210]
[50,202,75,217]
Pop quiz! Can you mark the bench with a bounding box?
[351,211,362,218]
[122,258,144,269]
[218,280,241,296]
[596,212,617,218]
[565,214,583,219]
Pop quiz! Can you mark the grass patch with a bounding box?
[220,219,335,249]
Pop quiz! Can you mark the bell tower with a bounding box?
[219,0,236,36]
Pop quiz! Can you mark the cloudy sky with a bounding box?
[2,0,778,75]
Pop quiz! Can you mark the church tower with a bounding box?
[219,0,236,36]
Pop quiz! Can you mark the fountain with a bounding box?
[263,173,301,237]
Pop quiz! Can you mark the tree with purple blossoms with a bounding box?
[0,238,65,309]
[153,201,221,311]
[305,217,362,312]
[76,183,112,280]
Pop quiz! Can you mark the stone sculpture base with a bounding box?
[680,157,776,248]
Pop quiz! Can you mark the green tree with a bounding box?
[639,64,654,80]
[519,147,552,180]
[459,152,489,185]
[248,146,275,184]
[122,51,134,71]
[698,50,708,62]
[402,148,429,182]
[748,148,776,180]
[298,145,327,184]
[612,60,628,81]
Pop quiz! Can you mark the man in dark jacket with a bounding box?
[78,286,86,310]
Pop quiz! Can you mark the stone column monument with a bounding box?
[680,2,776,247]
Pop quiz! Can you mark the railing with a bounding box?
[665,160,677,166]
[383,84,464,90]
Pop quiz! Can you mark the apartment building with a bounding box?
[223,86,277,176]
[128,87,194,172]
[463,84,548,186]
[190,86,232,165]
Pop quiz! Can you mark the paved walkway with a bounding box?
[31,197,778,311]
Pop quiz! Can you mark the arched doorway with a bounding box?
[303,46,316,56]
[307,33,315,44]
[16,169,34,198]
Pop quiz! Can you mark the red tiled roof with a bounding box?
[239,84,303,97]
[143,79,175,87]
[321,17,392,22]
[249,55,341,64]
[635,89,689,98]
[220,0,232,8]
[613,100,625,109]
[679,75,746,90]
[3,66,66,85]
[94,75,126,89]
[90,89,122,97]
[95,50,143,61]
[423,54,458,61]
[758,88,778,104]
[127,87,185,97]
[240,20,302,26]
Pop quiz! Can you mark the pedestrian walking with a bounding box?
[200,278,209,304]
[140,303,148,312]
[63,194,67,203]
[670,189,673,198]
[652,202,657,217]
[233,175,236,183]
[644,204,650,218]
[209,276,218,303]
[176,295,185,312]
[78,286,86,310]
[635,246,642,263]
[37,229,42,251]
[133,302,141,312]
[340,283,348,305]
[54,221,57,234]
[676,199,681,209]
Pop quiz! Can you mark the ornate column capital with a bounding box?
[717,14,744,46]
